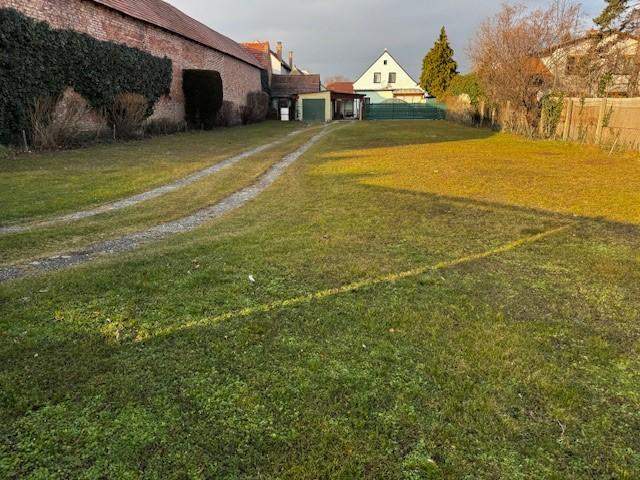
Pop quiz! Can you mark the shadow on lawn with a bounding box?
[357,183,640,239]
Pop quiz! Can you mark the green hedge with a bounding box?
[0,8,173,144]
[446,74,484,106]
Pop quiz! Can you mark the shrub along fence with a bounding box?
[449,96,640,151]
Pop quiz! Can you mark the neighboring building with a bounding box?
[353,49,426,104]
[241,41,292,84]
[325,82,364,120]
[271,74,321,119]
[2,0,264,122]
[242,40,321,119]
[297,84,365,122]
[540,32,640,97]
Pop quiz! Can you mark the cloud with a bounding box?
[166,0,605,80]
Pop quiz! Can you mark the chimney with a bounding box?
[276,41,283,60]
[288,51,294,68]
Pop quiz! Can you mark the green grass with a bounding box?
[0,121,300,224]
[1,121,639,478]
[0,125,324,264]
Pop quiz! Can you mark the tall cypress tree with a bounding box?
[420,27,458,99]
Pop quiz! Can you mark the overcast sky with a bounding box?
[165,0,605,81]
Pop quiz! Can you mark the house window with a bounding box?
[384,60,388,65]
[389,72,397,84]
[566,55,583,75]
[374,72,382,83]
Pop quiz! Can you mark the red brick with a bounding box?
[0,0,263,121]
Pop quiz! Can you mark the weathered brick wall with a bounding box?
[0,0,263,121]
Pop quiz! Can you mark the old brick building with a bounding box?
[0,0,264,121]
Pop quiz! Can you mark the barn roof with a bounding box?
[241,41,271,71]
[91,0,263,69]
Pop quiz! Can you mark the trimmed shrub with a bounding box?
[0,8,172,145]
[240,91,269,125]
[183,70,223,130]
[107,93,149,140]
[215,101,239,127]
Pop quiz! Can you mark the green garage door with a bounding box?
[303,99,326,122]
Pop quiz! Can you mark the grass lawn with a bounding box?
[1,121,639,478]
[0,121,300,224]
[0,125,324,264]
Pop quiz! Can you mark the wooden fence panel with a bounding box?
[556,97,640,149]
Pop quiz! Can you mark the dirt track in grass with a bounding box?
[0,124,336,283]
[0,128,308,235]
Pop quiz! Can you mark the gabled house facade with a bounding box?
[353,49,426,104]
[241,41,292,83]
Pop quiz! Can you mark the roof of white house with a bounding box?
[353,49,423,92]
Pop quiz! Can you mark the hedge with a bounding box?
[183,70,223,130]
[0,8,173,144]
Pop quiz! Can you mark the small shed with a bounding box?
[296,87,365,122]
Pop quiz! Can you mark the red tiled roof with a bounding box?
[326,82,354,94]
[271,74,321,97]
[90,0,263,69]
[241,42,271,71]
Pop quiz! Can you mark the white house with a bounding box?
[353,49,426,104]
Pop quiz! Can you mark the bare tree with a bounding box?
[470,1,582,126]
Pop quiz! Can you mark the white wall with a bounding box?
[271,53,287,75]
[353,51,421,91]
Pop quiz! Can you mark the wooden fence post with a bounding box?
[562,98,573,141]
[595,98,607,145]
[538,107,546,137]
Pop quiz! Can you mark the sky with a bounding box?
[165,0,606,81]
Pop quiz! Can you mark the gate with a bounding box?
[365,102,446,120]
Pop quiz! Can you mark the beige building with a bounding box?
[540,33,639,97]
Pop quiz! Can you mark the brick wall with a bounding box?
[0,0,263,121]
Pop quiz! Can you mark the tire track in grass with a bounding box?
[161,225,572,334]
[0,128,309,235]
[0,124,338,283]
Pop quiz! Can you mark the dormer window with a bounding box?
[389,72,396,83]
[374,72,382,83]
